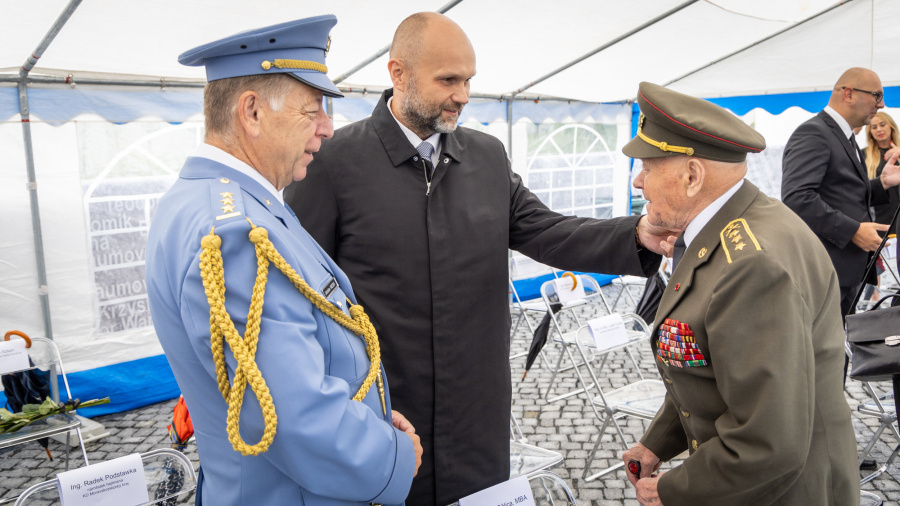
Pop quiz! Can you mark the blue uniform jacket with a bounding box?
[146,155,415,505]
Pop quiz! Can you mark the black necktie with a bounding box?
[672,234,686,272]
[850,133,862,163]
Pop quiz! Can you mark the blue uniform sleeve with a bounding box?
[179,216,415,503]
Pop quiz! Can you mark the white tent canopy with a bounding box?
[3,0,898,103]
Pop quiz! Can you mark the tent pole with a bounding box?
[509,0,698,95]
[332,0,465,85]
[17,0,83,342]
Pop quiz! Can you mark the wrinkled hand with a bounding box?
[393,411,422,476]
[637,216,680,257]
[622,442,662,488]
[851,222,889,252]
[392,410,415,434]
[635,474,664,506]
[881,149,900,189]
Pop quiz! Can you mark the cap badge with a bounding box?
[325,35,331,55]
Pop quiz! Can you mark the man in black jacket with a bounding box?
[286,12,674,505]
[782,67,900,316]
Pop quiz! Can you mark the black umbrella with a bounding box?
[522,303,562,379]
[2,330,53,459]
[634,272,666,329]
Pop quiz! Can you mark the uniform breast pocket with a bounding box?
[314,275,370,383]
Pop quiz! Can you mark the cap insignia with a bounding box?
[636,114,695,156]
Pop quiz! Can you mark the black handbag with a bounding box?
[847,294,900,380]
[846,203,900,380]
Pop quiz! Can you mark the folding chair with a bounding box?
[609,275,646,311]
[0,336,89,473]
[853,378,900,485]
[538,275,633,403]
[508,253,559,341]
[14,448,196,505]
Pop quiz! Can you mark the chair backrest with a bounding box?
[1,336,72,405]
[540,275,611,332]
[14,448,197,506]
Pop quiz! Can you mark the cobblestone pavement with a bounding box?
[1,285,898,505]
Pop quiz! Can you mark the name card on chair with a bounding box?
[553,275,585,304]
[0,339,29,375]
[459,475,534,506]
[511,255,546,278]
[57,453,148,506]
[587,314,629,351]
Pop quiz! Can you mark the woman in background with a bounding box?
[863,112,900,301]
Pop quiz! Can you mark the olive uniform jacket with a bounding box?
[642,181,858,506]
[286,89,659,505]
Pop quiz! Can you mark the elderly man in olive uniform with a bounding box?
[621,82,859,506]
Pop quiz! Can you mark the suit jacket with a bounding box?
[782,110,889,289]
[146,156,415,505]
[286,89,659,505]
[642,181,858,506]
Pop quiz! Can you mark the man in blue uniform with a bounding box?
[146,16,421,505]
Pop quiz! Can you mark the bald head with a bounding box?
[390,13,473,70]
[829,67,884,128]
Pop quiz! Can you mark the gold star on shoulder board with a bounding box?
[221,204,235,213]
[731,234,742,243]
[735,242,746,251]
[728,229,740,238]
[220,192,233,199]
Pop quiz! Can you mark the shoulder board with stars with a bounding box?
[211,177,245,224]
[720,218,761,264]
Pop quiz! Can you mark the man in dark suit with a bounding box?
[286,12,675,505]
[782,67,900,316]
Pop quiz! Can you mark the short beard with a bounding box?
[400,75,462,137]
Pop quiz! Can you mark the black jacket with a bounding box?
[782,110,889,291]
[286,89,657,505]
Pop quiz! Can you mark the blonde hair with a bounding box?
[865,111,900,179]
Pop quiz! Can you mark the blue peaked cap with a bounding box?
[178,15,343,98]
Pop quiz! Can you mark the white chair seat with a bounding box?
[509,440,563,479]
[592,379,667,417]
[861,490,884,506]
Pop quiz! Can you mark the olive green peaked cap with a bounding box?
[623,82,766,162]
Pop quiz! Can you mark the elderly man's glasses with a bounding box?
[843,86,884,103]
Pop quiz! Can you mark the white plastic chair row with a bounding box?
[14,448,196,505]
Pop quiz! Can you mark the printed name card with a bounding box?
[885,237,897,259]
[459,475,534,506]
[0,339,30,375]
[588,314,629,351]
[511,256,546,278]
[553,275,585,304]
[57,453,148,506]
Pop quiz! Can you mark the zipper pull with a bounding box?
[426,181,431,196]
